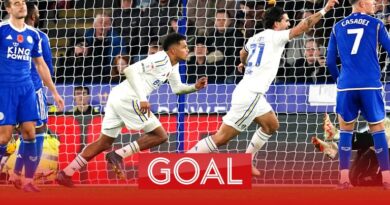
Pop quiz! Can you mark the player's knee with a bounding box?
[213,133,230,146]
[21,129,35,140]
[0,138,9,145]
[0,132,12,144]
[157,132,168,144]
[271,122,280,133]
[262,122,279,135]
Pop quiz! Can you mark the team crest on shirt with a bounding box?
[17,34,24,43]
[27,36,33,44]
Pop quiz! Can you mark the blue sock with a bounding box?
[372,130,390,171]
[0,144,6,160]
[33,133,45,173]
[338,130,353,170]
[22,139,37,179]
[14,138,25,175]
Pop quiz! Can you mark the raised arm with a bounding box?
[289,0,339,40]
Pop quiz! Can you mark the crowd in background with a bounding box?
[2,0,390,87]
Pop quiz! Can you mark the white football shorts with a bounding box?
[101,90,161,138]
[223,86,273,132]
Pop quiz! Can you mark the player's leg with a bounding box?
[0,87,21,188]
[107,125,168,178]
[58,96,121,187]
[16,84,40,192]
[188,88,262,153]
[361,89,390,189]
[113,125,168,159]
[337,116,355,188]
[14,88,47,184]
[105,100,167,178]
[245,111,279,176]
[57,133,117,187]
[187,123,240,153]
[18,122,38,191]
[0,86,18,161]
[336,90,358,189]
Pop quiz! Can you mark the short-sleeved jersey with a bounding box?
[0,22,42,87]
[114,51,183,98]
[239,29,290,94]
[31,29,53,90]
[327,13,390,90]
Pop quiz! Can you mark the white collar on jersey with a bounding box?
[8,21,27,32]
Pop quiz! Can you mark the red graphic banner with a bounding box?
[138,154,251,189]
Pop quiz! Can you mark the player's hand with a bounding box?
[324,0,339,12]
[53,93,65,111]
[195,77,208,90]
[237,63,245,73]
[139,101,151,117]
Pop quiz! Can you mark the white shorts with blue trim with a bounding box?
[101,89,161,138]
[223,86,273,132]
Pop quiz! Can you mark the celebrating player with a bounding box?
[56,33,207,187]
[187,0,338,177]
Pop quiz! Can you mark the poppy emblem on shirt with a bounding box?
[17,35,24,43]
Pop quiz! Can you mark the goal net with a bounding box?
[1,0,387,185]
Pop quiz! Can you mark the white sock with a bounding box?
[382,170,390,183]
[187,136,217,153]
[63,155,88,176]
[339,169,350,183]
[115,141,140,158]
[245,129,271,160]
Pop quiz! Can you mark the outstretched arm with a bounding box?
[168,68,207,95]
[289,0,339,39]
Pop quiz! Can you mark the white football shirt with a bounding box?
[239,29,290,94]
[113,51,183,99]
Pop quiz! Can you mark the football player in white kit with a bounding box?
[57,33,207,186]
[188,0,338,176]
